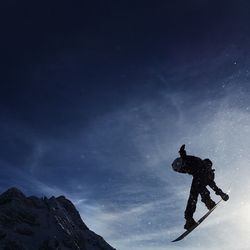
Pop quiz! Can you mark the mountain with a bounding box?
[0,187,116,250]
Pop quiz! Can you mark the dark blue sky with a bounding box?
[1,1,250,249]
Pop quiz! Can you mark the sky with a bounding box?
[1,1,250,249]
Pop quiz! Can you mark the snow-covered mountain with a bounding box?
[0,187,115,250]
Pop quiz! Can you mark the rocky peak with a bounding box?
[0,187,26,199]
[0,187,115,250]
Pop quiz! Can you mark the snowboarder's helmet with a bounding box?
[203,158,213,168]
[172,157,183,172]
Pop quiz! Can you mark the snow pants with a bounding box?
[184,174,224,220]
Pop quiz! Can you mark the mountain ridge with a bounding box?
[0,187,115,250]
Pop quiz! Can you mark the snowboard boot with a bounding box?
[205,199,216,210]
[184,218,197,230]
[215,190,229,201]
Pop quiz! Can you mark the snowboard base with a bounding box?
[172,199,223,242]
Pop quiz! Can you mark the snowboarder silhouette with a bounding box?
[172,144,229,230]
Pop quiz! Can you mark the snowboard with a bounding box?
[172,199,223,242]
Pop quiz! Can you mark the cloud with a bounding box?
[1,47,250,250]
[77,85,250,250]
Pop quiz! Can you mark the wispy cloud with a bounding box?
[76,85,250,250]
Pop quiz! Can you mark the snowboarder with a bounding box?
[172,144,229,230]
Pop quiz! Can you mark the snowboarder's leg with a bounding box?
[199,186,216,210]
[208,180,229,201]
[184,179,199,229]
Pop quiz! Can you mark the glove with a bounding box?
[179,144,185,152]
[179,144,186,158]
